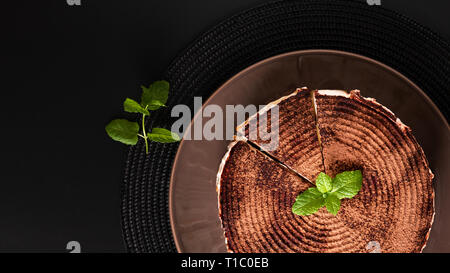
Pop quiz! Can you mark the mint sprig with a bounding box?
[292,170,362,216]
[105,80,180,154]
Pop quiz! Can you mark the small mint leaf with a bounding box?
[147,128,181,143]
[141,80,169,110]
[331,170,363,199]
[292,188,325,216]
[316,172,332,193]
[124,98,150,115]
[105,119,139,145]
[325,193,341,216]
[146,100,166,109]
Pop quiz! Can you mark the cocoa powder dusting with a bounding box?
[219,90,434,253]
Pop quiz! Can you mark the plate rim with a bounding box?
[169,49,449,253]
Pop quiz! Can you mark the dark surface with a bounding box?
[1,0,450,252]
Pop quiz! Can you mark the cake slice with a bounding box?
[314,90,435,253]
[236,88,323,182]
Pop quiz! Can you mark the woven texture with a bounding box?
[121,0,450,253]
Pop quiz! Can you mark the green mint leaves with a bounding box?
[105,80,180,154]
[105,119,140,145]
[141,81,169,110]
[331,170,363,199]
[147,128,181,143]
[324,193,341,216]
[123,98,150,116]
[292,188,325,216]
[292,170,362,216]
[316,172,333,193]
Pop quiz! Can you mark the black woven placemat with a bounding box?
[121,0,450,253]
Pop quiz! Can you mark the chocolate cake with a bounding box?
[218,89,434,253]
[236,87,324,182]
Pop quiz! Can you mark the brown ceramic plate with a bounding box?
[169,50,450,253]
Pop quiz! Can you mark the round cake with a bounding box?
[217,88,434,253]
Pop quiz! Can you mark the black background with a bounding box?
[1,0,449,253]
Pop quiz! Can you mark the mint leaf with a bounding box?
[292,188,325,216]
[316,172,332,193]
[146,100,166,109]
[325,193,341,216]
[141,80,169,110]
[105,119,139,145]
[331,170,363,199]
[147,128,181,143]
[124,98,150,115]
